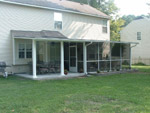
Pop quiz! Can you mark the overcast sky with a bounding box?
[114,0,150,16]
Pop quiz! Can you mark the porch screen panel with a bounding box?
[48,42,61,73]
[111,61,121,71]
[64,42,69,70]
[87,43,98,61]
[99,61,110,71]
[77,43,83,72]
[111,43,121,60]
[99,42,110,60]
[87,62,98,72]
[122,60,130,69]
[122,44,130,60]
[87,43,98,72]
[49,42,60,64]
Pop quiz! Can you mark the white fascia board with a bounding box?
[0,0,110,20]
[13,37,139,44]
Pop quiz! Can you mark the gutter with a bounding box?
[0,0,110,19]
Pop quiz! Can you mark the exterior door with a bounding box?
[69,46,77,72]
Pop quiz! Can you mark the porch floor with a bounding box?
[15,73,86,80]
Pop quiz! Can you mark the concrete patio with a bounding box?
[15,73,86,80]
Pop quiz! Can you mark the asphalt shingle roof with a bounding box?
[11,30,68,39]
[3,0,110,19]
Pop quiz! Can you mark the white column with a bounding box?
[110,43,112,71]
[98,43,100,70]
[12,37,16,65]
[61,41,64,76]
[83,42,87,74]
[45,41,48,62]
[129,44,132,68]
[32,40,37,78]
[120,44,122,70]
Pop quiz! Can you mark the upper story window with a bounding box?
[18,43,32,59]
[137,32,141,40]
[102,20,108,33]
[54,12,62,30]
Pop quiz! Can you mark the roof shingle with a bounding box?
[11,30,68,39]
[3,0,110,19]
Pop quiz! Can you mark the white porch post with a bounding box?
[32,40,37,78]
[83,42,87,74]
[12,37,16,65]
[61,41,64,76]
[129,44,132,68]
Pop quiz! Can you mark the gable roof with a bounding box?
[11,30,68,39]
[1,0,110,19]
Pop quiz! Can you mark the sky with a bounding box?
[114,0,150,16]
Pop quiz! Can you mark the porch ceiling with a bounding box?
[11,30,68,39]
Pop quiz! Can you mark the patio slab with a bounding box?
[15,73,86,80]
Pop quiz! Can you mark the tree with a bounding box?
[68,0,118,16]
[121,15,136,27]
[110,18,125,41]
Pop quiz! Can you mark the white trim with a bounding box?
[12,37,16,65]
[45,41,48,62]
[32,40,37,78]
[13,37,139,44]
[120,44,122,70]
[129,45,132,68]
[83,42,87,74]
[61,41,65,76]
[98,43,100,70]
[0,0,110,19]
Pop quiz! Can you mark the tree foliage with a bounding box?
[110,18,125,41]
[68,0,118,16]
[121,15,150,27]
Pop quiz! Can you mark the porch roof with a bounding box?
[11,30,68,40]
[11,30,138,44]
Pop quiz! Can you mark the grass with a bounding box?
[0,66,150,113]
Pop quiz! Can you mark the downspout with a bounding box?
[131,43,138,48]
[86,42,93,47]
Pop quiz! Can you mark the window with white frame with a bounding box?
[54,12,62,30]
[102,20,108,33]
[18,43,32,59]
[137,32,141,40]
[19,44,25,59]
[26,44,32,58]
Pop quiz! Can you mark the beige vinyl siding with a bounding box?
[121,19,150,65]
[0,2,110,73]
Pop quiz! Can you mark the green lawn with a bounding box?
[0,66,150,113]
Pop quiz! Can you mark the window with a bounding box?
[19,44,25,58]
[102,20,107,33]
[18,43,32,59]
[54,12,62,30]
[26,44,32,58]
[137,32,141,40]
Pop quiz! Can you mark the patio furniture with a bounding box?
[0,62,11,78]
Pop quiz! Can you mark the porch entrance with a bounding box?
[69,44,77,72]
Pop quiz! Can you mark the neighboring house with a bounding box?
[0,0,137,79]
[121,18,150,65]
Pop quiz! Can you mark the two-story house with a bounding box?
[121,18,150,65]
[0,0,137,79]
